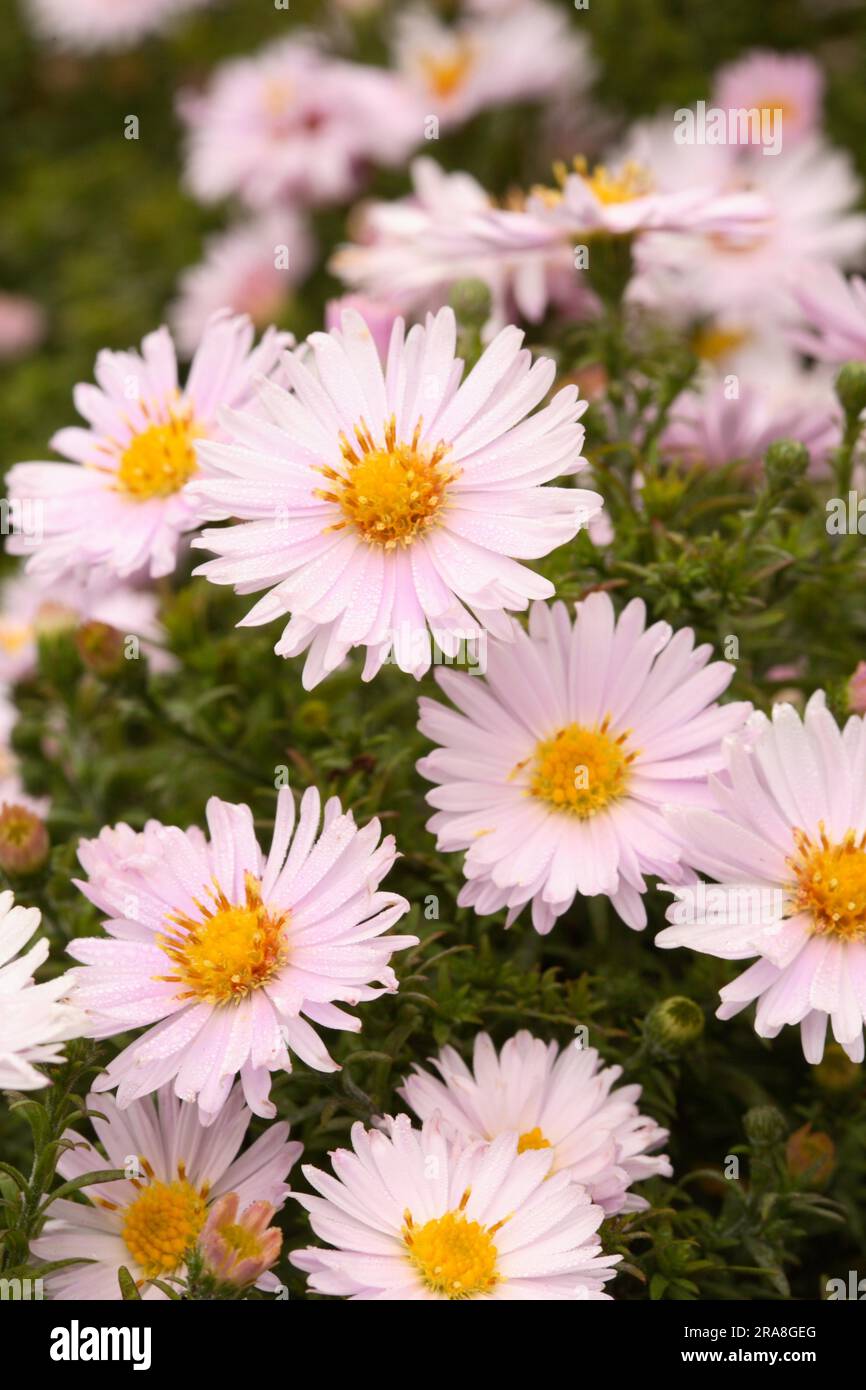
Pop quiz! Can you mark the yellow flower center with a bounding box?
[0,622,32,655]
[116,412,201,501]
[122,1178,207,1280]
[404,1202,501,1300]
[571,156,653,204]
[419,43,475,99]
[789,826,866,941]
[220,1222,264,1262]
[523,719,635,818]
[317,416,459,550]
[156,873,289,1005]
[690,323,750,363]
[517,1127,551,1154]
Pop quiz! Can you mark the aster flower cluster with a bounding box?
[4,0,866,1309]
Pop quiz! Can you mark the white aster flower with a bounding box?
[190,305,601,689]
[400,1030,671,1213]
[291,1113,619,1299]
[0,891,84,1091]
[417,592,751,934]
[24,0,214,50]
[657,694,866,1065]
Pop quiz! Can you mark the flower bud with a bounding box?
[785,1123,835,1187]
[643,996,704,1056]
[744,1104,785,1148]
[764,439,809,493]
[835,361,866,420]
[0,803,50,876]
[74,621,125,677]
[448,279,492,330]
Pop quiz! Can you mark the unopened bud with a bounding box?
[0,803,50,876]
[643,996,704,1056]
[75,621,125,677]
[744,1104,786,1148]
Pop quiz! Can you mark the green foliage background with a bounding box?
[2,0,866,1301]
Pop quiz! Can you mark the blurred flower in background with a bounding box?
[24,0,215,51]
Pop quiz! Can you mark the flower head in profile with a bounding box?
[400,1031,671,1213]
[171,212,314,357]
[200,1194,283,1289]
[530,154,770,239]
[330,157,583,339]
[0,890,84,1090]
[190,305,601,689]
[713,50,824,150]
[418,592,750,934]
[67,786,415,1123]
[291,1113,618,1299]
[32,1083,300,1299]
[657,694,866,1065]
[179,38,418,210]
[7,312,289,583]
[25,0,214,51]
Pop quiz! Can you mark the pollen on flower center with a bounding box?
[156,872,289,1005]
[403,1202,501,1299]
[524,719,635,818]
[788,826,866,941]
[116,412,201,501]
[122,1177,207,1280]
[517,1127,551,1153]
[317,416,459,550]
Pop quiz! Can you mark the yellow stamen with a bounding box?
[122,1177,207,1280]
[403,1208,499,1299]
[155,872,289,1005]
[788,825,866,941]
[517,1127,551,1154]
[526,718,635,818]
[116,410,201,500]
[419,43,475,100]
[319,414,458,550]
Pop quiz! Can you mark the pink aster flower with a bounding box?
[291,1113,619,1300]
[793,264,866,362]
[393,2,593,131]
[0,570,166,685]
[171,213,314,358]
[656,694,866,1065]
[417,592,751,934]
[31,1083,300,1299]
[0,891,84,1091]
[713,50,824,150]
[0,292,45,360]
[627,121,866,332]
[179,38,419,210]
[6,312,289,583]
[190,305,602,689]
[331,157,586,339]
[67,786,415,1123]
[399,1030,671,1214]
[25,0,214,50]
[660,374,840,474]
